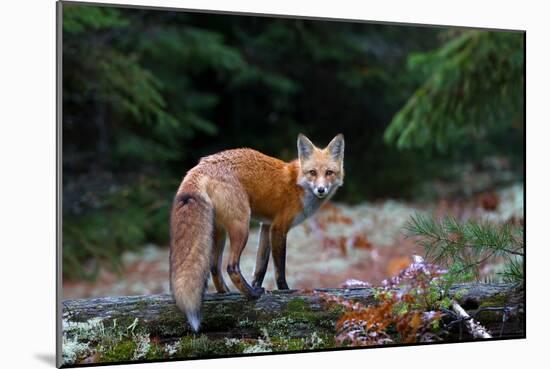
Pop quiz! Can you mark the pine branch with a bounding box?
[427,233,524,257]
[405,213,524,283]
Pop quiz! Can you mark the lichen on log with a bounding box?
[60,283,524,366]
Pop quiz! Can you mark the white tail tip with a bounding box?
[186,311,201,332]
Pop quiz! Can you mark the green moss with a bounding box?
[176,335,243,358]
[286,298,309,312]
[316,333,336,349]
[286,338,307,351]
[177,336,205,357]
[147,306,188,336]
[145,343,165,360]
[255,297,345,338]
[112,316,143,331]
[101,340,137,362]
[290,299,343,328]
[266,316,306,337]
[201,304,240,331]
[237,317,254,329]
[479,293,510,308]
[476,293,514,324]
[271,337,307,351]
[222,338,246,354]
[134,300,149,312]
[270,332,336,352]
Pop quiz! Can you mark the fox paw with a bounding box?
[277,283,290,290]
[248,286,265,299]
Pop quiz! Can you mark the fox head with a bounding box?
[296,133,345,199]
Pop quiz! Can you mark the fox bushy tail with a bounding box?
[169,189,214,332]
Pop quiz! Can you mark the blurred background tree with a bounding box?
[62,4,524,280]
[384,30,524,156]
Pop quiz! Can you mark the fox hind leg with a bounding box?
[211,224,229,293]
[211,182,263,299]
[252,223,271,288]
[226,220,264,299]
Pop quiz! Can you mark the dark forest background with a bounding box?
[62,3,524,281]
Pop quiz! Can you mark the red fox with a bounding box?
[170,133,345,331]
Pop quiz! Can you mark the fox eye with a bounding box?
[308,170,317,176]
[325,170,334,176]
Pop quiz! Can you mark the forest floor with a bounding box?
[62,183,523,299]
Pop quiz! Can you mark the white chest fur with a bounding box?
[291,190,326,227]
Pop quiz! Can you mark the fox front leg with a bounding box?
[252,223,271,288]
[270,224,290,290]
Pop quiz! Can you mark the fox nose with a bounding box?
[317,187,326,194]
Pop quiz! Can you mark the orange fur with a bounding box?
[170,134,345,331]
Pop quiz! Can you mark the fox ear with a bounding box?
[327,134,345,160]
[297,133,315,161]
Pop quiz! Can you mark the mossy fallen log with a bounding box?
[61,283,524,366]
[63,283,524,340]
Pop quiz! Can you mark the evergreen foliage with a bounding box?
[405,213,524,283]
[385,30,524,153]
